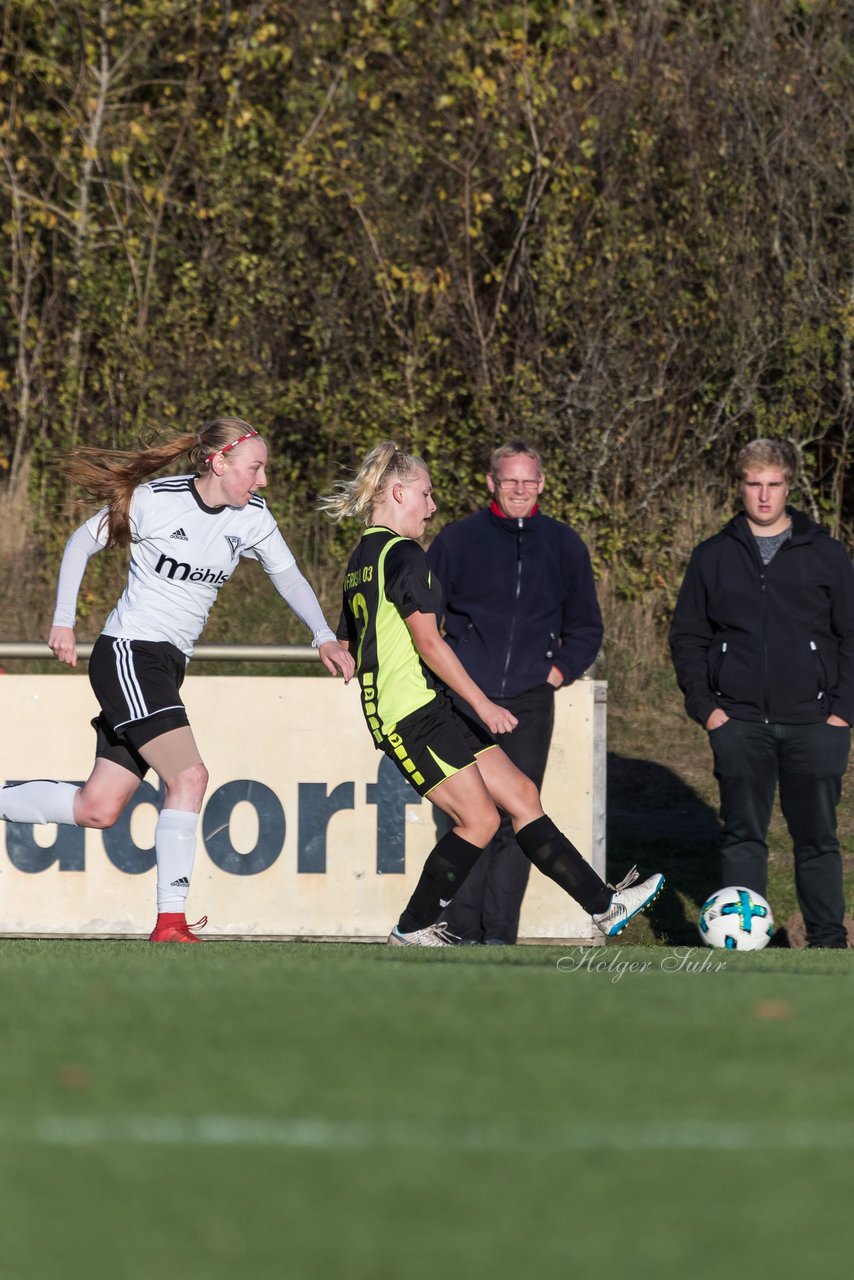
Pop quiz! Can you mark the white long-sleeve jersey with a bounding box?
[52,474,335,657]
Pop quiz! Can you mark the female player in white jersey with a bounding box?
[322,441,663,944]
[0,417,354,941]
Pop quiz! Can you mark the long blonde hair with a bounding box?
[319,441,426,524]
[68,417,258,548]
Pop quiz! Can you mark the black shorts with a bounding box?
[88,635,190,777]
[375,691,496,797]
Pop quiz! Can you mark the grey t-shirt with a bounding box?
[753,525,792,565]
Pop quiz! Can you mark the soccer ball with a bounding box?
[698,886,775,951]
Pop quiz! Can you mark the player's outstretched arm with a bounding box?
[405,611,517,736]
[49,520,106,670]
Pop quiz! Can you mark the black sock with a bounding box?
[516,815,612,915]
[397,829,484,932]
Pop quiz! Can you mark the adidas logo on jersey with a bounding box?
[170,876,190,889]
[170,528,189,541]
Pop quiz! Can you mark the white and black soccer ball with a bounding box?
[698,886,775,951]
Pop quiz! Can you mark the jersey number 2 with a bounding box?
[351,592,370,670]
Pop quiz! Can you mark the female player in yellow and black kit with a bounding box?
[322,442,664,945]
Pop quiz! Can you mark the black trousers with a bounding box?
[710,718,850,948]
[441,683,555,944]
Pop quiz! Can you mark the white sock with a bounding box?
[155,808,199,913]
[0,781,79,825]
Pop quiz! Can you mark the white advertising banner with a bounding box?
[0,674,605,941]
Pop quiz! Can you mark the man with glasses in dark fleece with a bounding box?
[427,441,604,945]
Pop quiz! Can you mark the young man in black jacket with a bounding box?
[669,438,854,948]
[427,441,603,944]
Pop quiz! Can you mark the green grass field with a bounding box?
[1,937,853,1280]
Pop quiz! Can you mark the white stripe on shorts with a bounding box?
[113,638,148,722]
[113,704,186,732]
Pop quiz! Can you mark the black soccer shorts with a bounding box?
[88,634,191,776]
[373,690,497,797]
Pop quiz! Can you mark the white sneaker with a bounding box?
[592,867,665,937]
[387,922,460,947]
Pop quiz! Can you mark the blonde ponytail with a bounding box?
[319,441,425,524]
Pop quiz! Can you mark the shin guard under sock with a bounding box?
[397,829,484,932]
[516,815,612,915]
[155,808,199,912]
[0,780,79,826]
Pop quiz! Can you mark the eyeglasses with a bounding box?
[494,478,540,490]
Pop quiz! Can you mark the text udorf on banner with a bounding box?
[0,676,603,940]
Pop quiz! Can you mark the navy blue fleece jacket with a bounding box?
[426,506,603,699]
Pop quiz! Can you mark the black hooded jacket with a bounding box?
[669,509,854,726]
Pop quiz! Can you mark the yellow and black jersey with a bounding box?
[338,527,442,738]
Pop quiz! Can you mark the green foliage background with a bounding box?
[2,0,853,665]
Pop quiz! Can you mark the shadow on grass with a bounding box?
[607,752,721,946]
